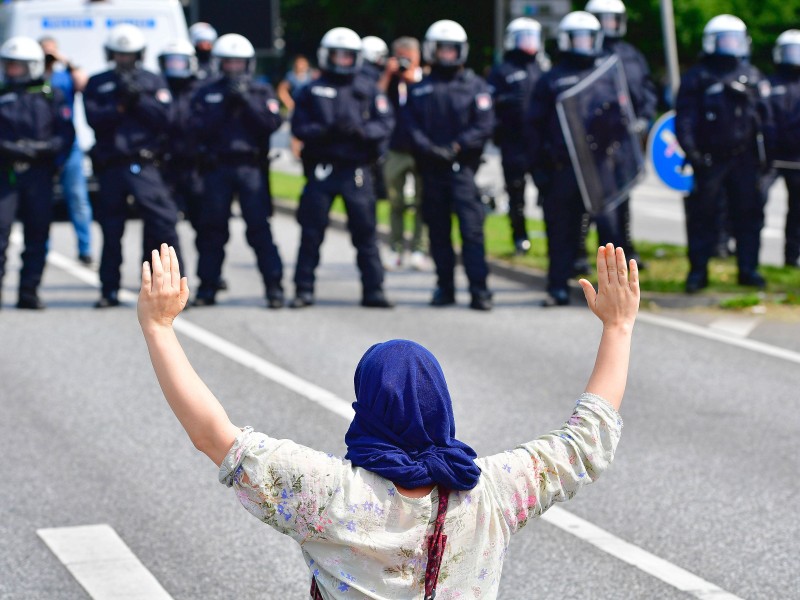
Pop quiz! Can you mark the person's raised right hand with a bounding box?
[578,244,640,330]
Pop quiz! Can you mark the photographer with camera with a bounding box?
[379,37,428,271]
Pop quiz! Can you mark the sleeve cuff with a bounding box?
[578,392,623,429]
[218,426,254,488]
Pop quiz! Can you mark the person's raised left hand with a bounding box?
[137,243,189,330]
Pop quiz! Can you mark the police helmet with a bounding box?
[0,36,45,83]
[318,27,362,76]
[158,39,197,79]
[585,0,627,38]
[189,22,218,46]
[423,20,469,67]
[361,36,388,66]
[212,33,256,76]
[504,18,542,55]
[774,29,800,66]
[105,23,146,64]
[702,15,750,57]
[557,11,603,56]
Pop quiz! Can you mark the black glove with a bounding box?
[531,169,552,195]
[226,78,250,106]
[687,150,712,171]
[334,120,365,140]
[429,144,457,164]
[117,72,142,108]
[0,139,38,161]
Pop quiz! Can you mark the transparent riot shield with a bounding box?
[555,55,645,215]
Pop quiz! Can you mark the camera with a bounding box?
[397,56,412,72]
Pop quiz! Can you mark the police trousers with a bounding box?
[196,164,283,295]
[419,164,488,294]
[500,143,531,242]
[0,165,54,292]
[294,164,383,295]
[96,163,181,296]
[684,152,764,276]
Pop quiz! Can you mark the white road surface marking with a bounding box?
[37,524,174,600]
[707,316,762,338]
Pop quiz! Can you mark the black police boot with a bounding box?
[78,254,93,267]
[216,278,228,291]
[361,289,395,308]
[469,290,493,311]
[737,271,766,289]
[627,251,647,271]
[95,290,120,308]
[192,290,216,307]
[266,284,284,309]
[17,288,45,310]
[571,258,593,277]
[540,289,570,307]
[290,290,315,309]
[430,287,456,307]
[514,238,531,256]
[685,272,708,294]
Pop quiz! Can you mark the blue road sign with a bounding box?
[647,110,693,193]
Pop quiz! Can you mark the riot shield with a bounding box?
[555,55,645,215]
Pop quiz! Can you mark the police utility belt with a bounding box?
[90,148,161,172]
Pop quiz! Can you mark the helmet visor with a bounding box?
[778,43,800,65]
[2,59,29,82]
[713,31,749,56]
[570,31,599,54]
[162,54,192,78]
[597,13,624,37]
[510,30,540,54]
[329,49,356,68]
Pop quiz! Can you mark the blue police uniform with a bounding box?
[404,66,494,309]
[528,54,623,305]
[675,54,770,291]
[356,62,389,201]
[162,76,202,221]
[0,79,74,308]
[487,50,546,250]
[766,65,800,267]
[188,75,284,306]
[291,71,394,306]
[84,67,181,306]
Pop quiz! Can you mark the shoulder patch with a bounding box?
[475,92,492,111]
[375,93,389,114]
[155,88,172,103]
[60,105,73,120]
[267,98,280,113]
[758,80,771,98]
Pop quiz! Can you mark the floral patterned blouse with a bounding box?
[219,392,623,599]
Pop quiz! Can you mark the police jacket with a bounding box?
[189,76,283,160]
[84,68,172,162]
[527,54,607,170]
[675,55,769,162]
[603,39,657,123]
[0,79,75,167]
[766,66,800,162]
[291,71,394,166]
[403,66,494,171]
[487,50,546,147]
[165,77,200,163]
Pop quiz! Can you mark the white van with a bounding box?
[0,0,190,150]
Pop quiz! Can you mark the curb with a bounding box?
[272,198,722,310]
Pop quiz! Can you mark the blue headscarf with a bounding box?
[344,340,481,491]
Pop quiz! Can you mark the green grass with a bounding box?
[270,170,800,306]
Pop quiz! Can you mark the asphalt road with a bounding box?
[1,214,798,599]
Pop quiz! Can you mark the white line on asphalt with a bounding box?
[540,510,744,600]
[708,316,762,338]
[45,250,764,599]
[639,312,800,364]
[37,524,174,600]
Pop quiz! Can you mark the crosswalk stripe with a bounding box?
[37,524,174,600]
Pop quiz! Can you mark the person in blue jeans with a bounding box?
[40,36,93,265]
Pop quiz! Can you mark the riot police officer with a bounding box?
[158,39,201,220]
[84,24,180,308]
[527,11,623,306]
[188,34,285,308]
[188,22,218,81]
[404,20,494,311]
[0,36,74,309]
[290,27,394,308]
[487,17,548,256]
[765,30,800,269]
[586,0,657,267]
[360,36,389,85]
[676,15,769,292]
